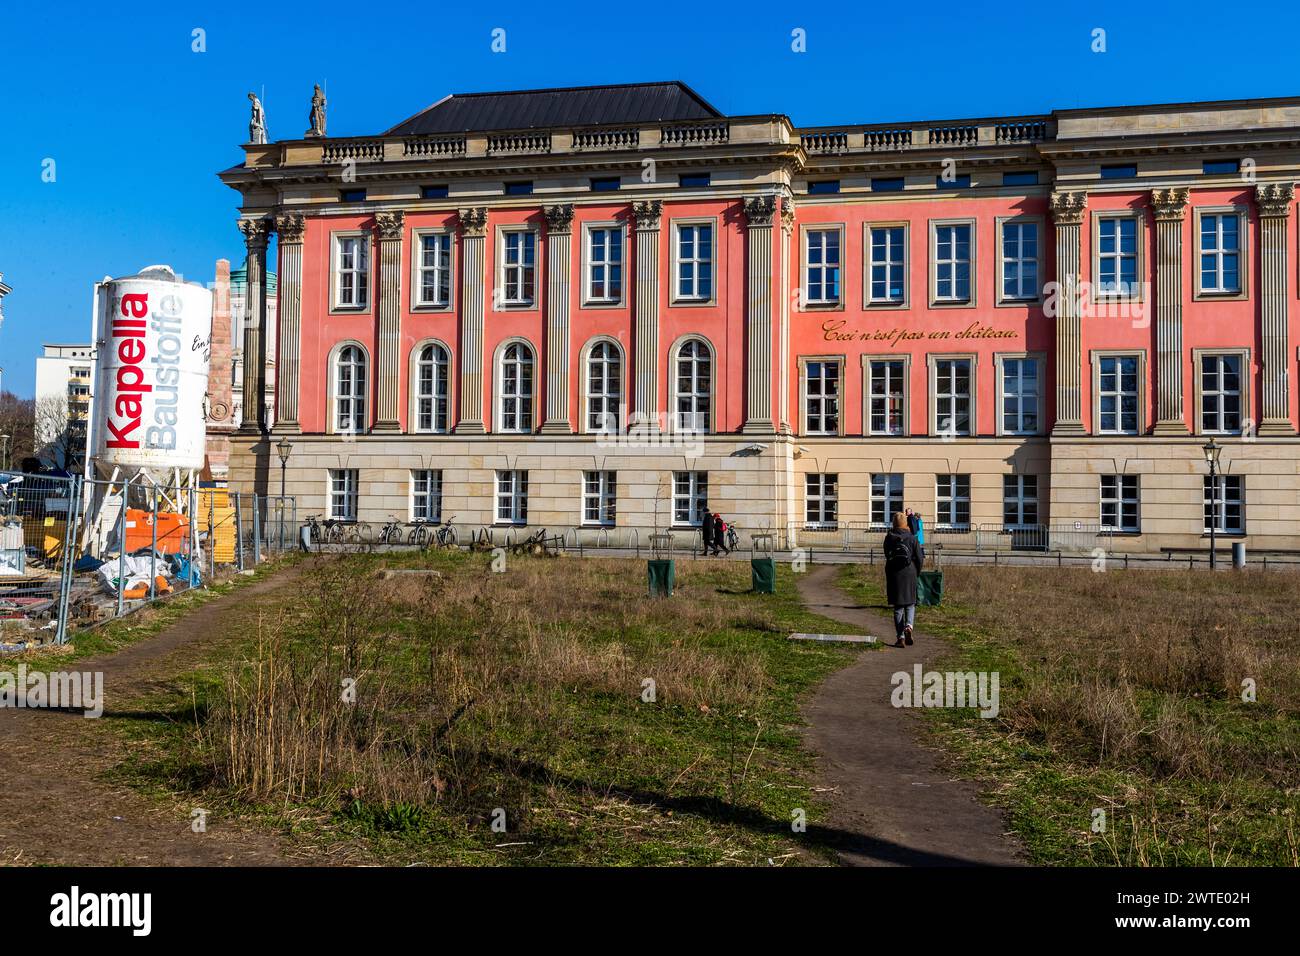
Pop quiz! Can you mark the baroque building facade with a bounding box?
[220,82,1300,552]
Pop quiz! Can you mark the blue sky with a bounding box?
[1,0,1297,395]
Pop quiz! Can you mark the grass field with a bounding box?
[108,551,864,865]
[837,562,1300,866]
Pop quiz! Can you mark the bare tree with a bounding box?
[0,391,35,470]
[34,394,85,472]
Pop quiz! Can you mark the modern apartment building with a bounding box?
[34,343,93,469]
[219,82,1300,551]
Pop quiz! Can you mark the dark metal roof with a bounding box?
[384,81,722,136]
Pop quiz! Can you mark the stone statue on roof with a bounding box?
[305,84,327,138]
[248,92,267,145]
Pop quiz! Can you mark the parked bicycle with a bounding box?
[304,514,346,549]
[726,523,739,552]
[377,516,405,546]
[433,515,458,549]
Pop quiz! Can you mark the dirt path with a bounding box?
[0,564,316,866]
[797,564,1024,866]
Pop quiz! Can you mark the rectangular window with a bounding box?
[1098,355,1140,434]
[809,180,840,195]
[675,223,714,300]
[934,358,972,436]
[1001,221,1039,300]
[872,177,905,192]
[1003,171,1038,187]
[679,173,711,188]
[495,470,528,525]
[1100,475,1140,532]
[422,185,449,199]
[935,474,971,530]
[1203,160,1239,175]
[937,174,971,188]
[1001,358,1039,434]
[1100,164,1137,179]
[586,226,623,303]
[504,181,533,196]
[1003,475,1038,529]
[582,471,617,527]
[1097,217,1138,296]
[805,474,839,528]
[869,473,904,527]
[867,225,906,304]
[411,469,442,522]
[804,228,841,304]
[328,469,358,521]
[1200,354,1242,433]
[501,231,537,305]
[334,235,370,309]
[416,233,452,307]
[804,361,840,435]
[590,176,620,192]
[1204,475,1244,534]
[868,359,906,436]
[1199,212,1241,294]
[340,188,367,202]
[672,471,708,526]
[934,223,972,302]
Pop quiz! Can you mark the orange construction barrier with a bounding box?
[124,509,190,555]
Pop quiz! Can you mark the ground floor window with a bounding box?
[673,471,708,526]
[869,473,904,527]
[411,469,442,522]
[1003,474,1038,529]
[935,474,971,530]
[1204,475,1244,534]
[328,469,358,521]
[1100,475,1139,532]
[582,470,617,526]
[805,473,838,529]
[496,470,528,525]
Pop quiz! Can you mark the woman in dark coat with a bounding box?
[883,511,924,646]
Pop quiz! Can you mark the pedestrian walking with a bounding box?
[713,513,728,556]
[884,511,924,647]
[699,502,715,554]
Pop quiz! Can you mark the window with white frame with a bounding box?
[805,473,839,528]
[868,359,906,435]
[1098,355,1139,434]
[675,222,713,300]
[1003,475,1038,529]
[869,473,903,528]
[495,470,528,525]
[935,474,971,529]
[934,359,971,436]
[582,470,617,526]
[586,341,621,433]
[1200,354,1242,433]
[675,339,711,432]
[411,469,442,522]
[328,469,358,521]
[1204,475,1244,534]
[804,228,841,304]
[416,233,451,307]
[933,223,972,302]
[804,361,840,434]
[415,343,450,433]
[1100,474,1139,532]
[334,345,367,434]
[1001,357,1039,434]
[498,342,534,433]
[587,226,623,303]
[500,230,537,305]
[1199,212,1241,294]
[334,235,370,309]
[1001,221,1039,300]
[673,471,708,527]
[1097,216,1138,296]
[868,225,906,304]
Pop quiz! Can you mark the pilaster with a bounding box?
[541,203,575,434]
[1256,182,1296,436]
[455,207,488,434]
[632,200,662,431]
[372,210,405,431]
[742,195,776,434]
[1049,190,1087,436]
[271,212,305,434]
[236,216,272,434]
[1151,187,1190,435]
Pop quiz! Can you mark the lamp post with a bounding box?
[276,437,293,550]
[1202,437,1222,570]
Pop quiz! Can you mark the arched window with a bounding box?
[498,342,534,433]
[586,341,621,433]
[415,343,450,433]
[335,344,367,434]
[674,339,711,433]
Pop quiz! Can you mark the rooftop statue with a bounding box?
[305,84,326,138]
[248,92,267,145]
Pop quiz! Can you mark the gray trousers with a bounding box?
[893,604,916,637]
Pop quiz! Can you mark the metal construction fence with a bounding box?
[0,469,295,646]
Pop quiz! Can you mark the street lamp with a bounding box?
[1202,437,1223,570]
[275,437,293,551]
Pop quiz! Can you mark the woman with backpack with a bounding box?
[884,511,925,647]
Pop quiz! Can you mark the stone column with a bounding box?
[1049,191,1087,435]
[372,211,405,431]
[455,208,488,434]
[541,204,574,434]
[1256,182,1296,435]
[743,196,776,434]
[779,195,795,432]
[236,216,273,434]
[272,212,305,434]
[1151,188,1190,435]
[632,200,662,430]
